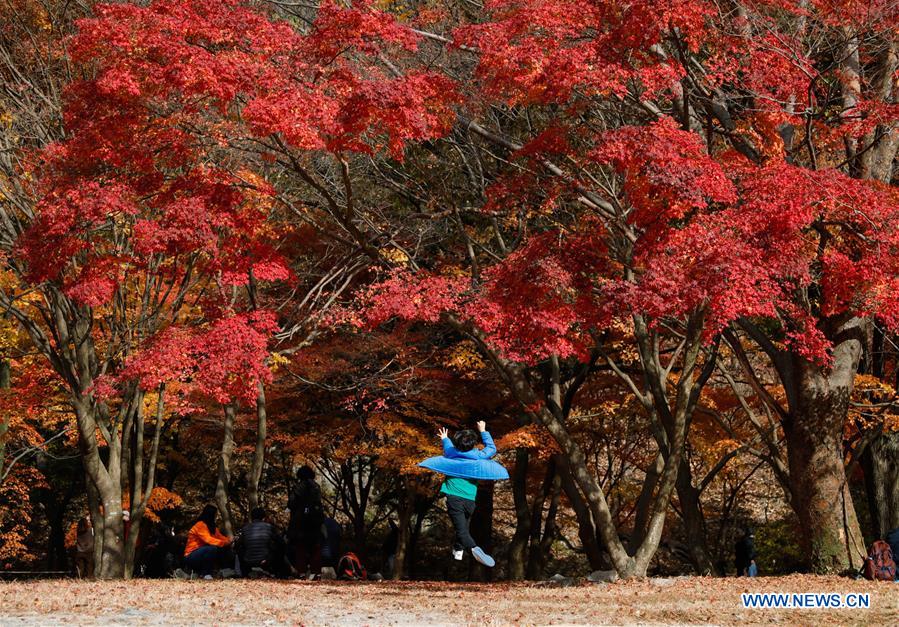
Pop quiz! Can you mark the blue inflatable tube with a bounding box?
[418,456,509,480]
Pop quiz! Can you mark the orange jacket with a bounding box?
[184,521,230,557]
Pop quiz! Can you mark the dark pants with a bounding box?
[184,545,229,577]
[240,548,290,579]
[294,542,322,576]
[446,495,477,551]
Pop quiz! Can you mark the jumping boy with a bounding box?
[436,420,497,567]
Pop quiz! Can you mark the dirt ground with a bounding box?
[0,575,895,625]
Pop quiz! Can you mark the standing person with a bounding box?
[183,504,232,579]
[288,465,324,579]
[735,526,758,576]
[434,421,497,568]
[235,507,288,578]
[74,516,94,578]
[382,519,399,578]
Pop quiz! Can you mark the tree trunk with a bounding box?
[124,386,166,577]
[862,431,899,538]
[247,383,267,511]
[468,481,494,582]
[391,481,414,581]
[96,503,125,578]
[557,459,606,570]
[630,453,663,552]
[783,333,866,573]
[215,403,236,536]
[74,399,125,579]
[508,449,531,580]
[676,460,717,575]
[527,467,561,579]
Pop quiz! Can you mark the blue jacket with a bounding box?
[442,431,496,460]
[419,430,509,480]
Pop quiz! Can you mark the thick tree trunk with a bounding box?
[74,400,125,579]
[85,476,104,574]
[557,460,606,570]
[862,431,899,538]
[508,449,531,581]
[630,454,663,552]
[96,504,125,579]
[247,383,267,511]
[676,461,717,575]
[215,403,236,536]
[783,333,866,573]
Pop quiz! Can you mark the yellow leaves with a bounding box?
[708,437,741,457]
[0,316,23,352]
[379,247,409,265]
[442,341,486,378]
[236,168,275,216]
[440,265,470,278]
[142,487,183,523]
[121,487,184,523]
[496,424,560,459]
[853,373,895,395]
[883,414,899,432]
[269,352,290,372]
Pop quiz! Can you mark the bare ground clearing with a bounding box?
[0,575,895,626]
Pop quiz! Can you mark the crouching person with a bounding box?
[236,507,289,578]
[183,504,232,579]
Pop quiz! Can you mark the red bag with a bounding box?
[862,540,896,581]
[337,552,367,581]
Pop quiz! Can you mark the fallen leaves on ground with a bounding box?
[0,574,896,625]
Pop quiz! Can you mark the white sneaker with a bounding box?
[452,549,463,561]
[203,574,213,580]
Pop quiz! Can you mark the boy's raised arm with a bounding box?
[477,422,497,459]
[439,427,461,458]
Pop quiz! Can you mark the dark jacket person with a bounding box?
[288,465,324,577]
[236,507,287,577]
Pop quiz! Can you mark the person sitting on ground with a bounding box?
[141,521,179,578]
[183,504,232,579]
[235,507,288,578]
[735,525,757,577]
[287,465,325,579]
[437,421,496,568]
